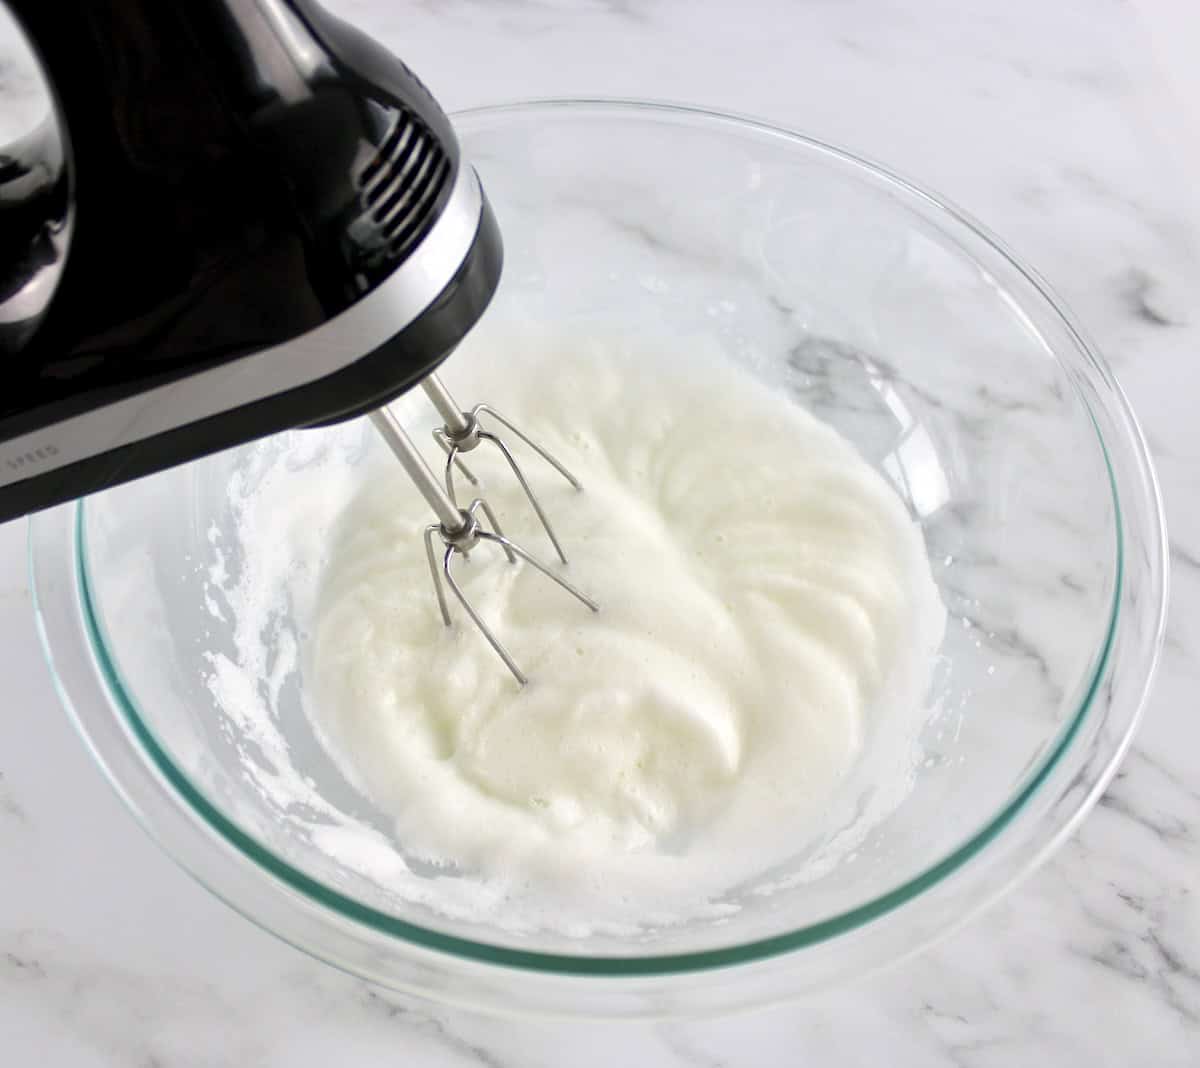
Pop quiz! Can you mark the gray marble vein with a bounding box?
[1121,267,1179,328]
[0,771,27,825]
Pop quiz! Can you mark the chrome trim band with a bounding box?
[0,164,483,489]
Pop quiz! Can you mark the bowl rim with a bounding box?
[37,98,1166,982]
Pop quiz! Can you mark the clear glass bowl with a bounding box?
[29,101,1167,1017]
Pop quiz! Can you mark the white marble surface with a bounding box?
[2,0,1199,1063]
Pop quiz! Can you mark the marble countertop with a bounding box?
[2,0,1198,1063]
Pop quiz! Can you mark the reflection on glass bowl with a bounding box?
[30,101,1166,1017]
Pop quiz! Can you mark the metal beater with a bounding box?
[421,374,583,565]
[368,393,597,686]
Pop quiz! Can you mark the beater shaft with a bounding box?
[421,374,473,437]
[367,408,463,531]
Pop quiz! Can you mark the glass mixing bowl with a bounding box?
[29,101,1166,1017]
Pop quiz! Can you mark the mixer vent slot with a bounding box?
[356,111,451,260]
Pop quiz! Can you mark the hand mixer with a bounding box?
[0,0,596,682]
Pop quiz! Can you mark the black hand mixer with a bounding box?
[0,0,596,681]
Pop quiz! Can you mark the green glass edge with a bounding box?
[72,434,1122,978]
[62,98,1126,978]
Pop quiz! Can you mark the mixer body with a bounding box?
[0,0,502,523]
